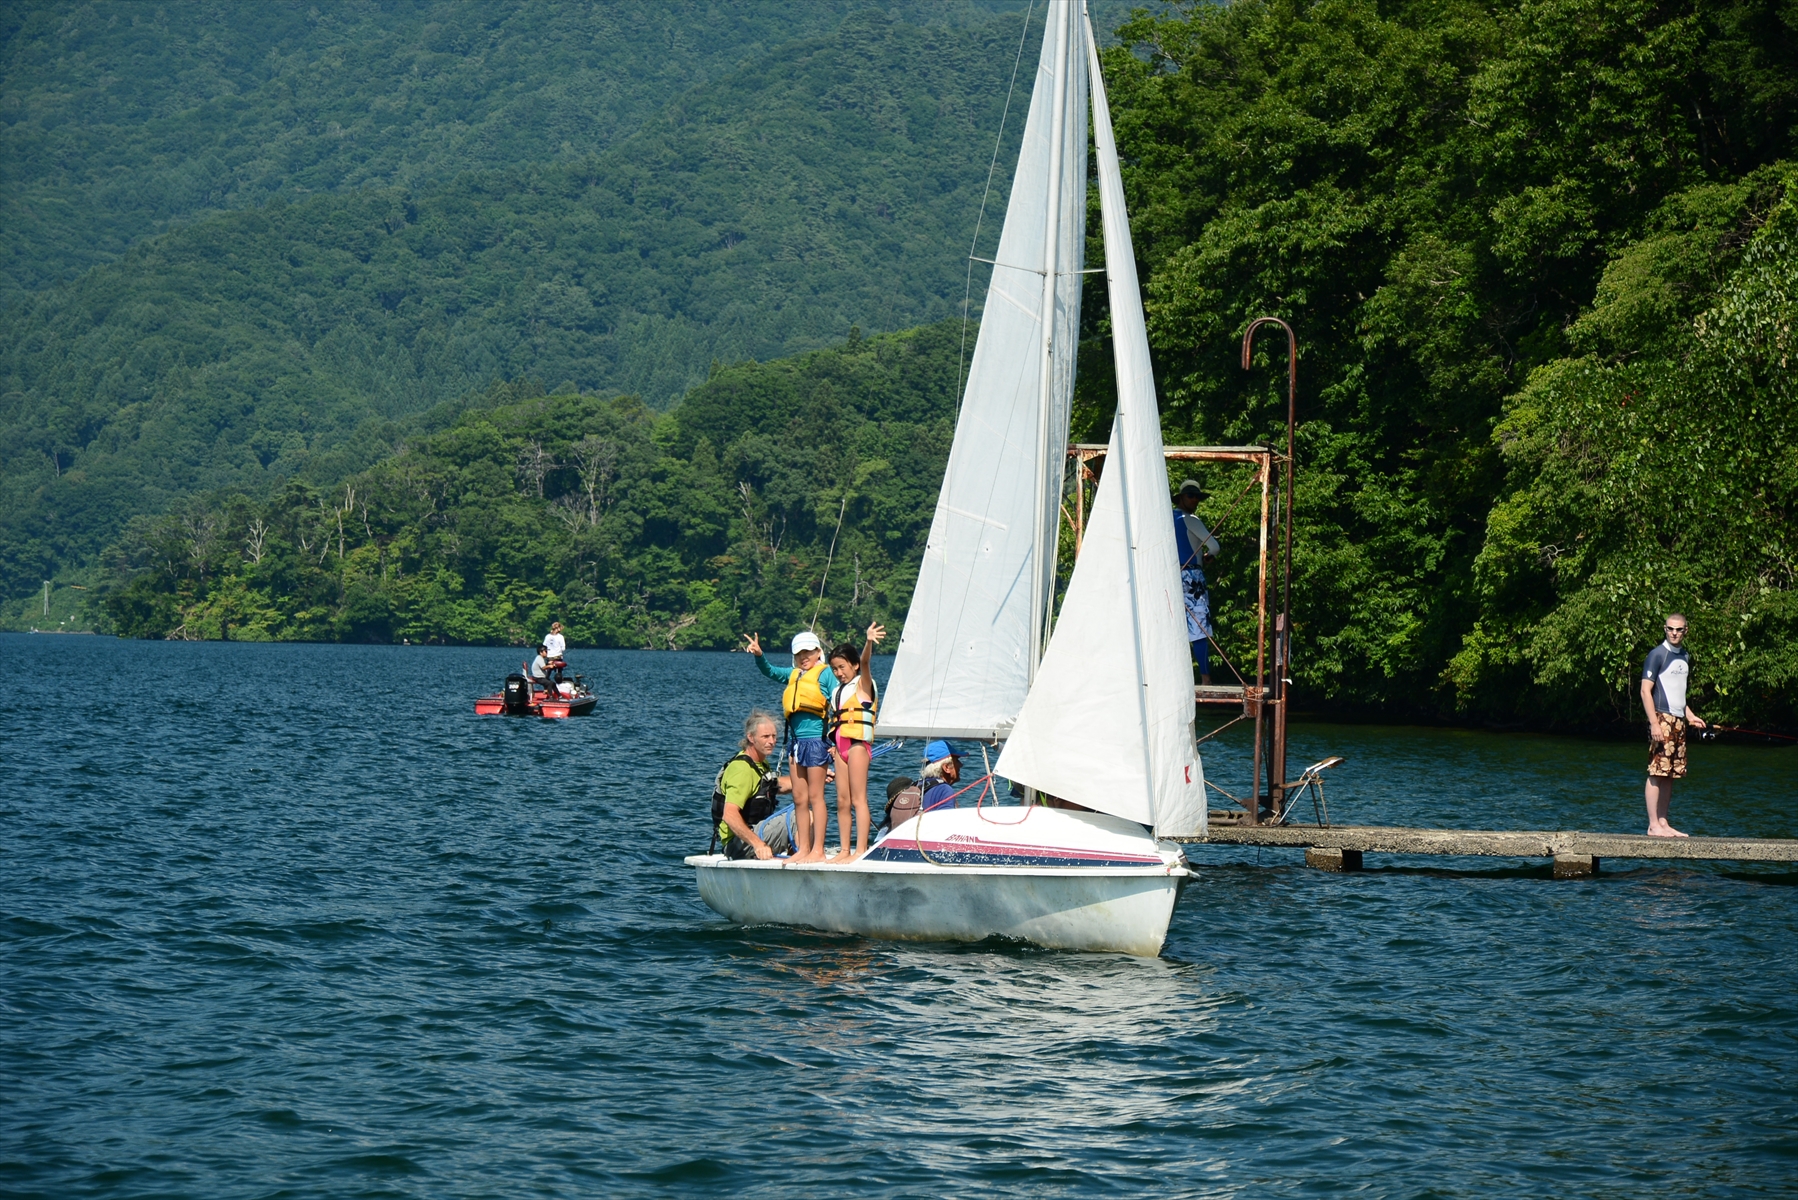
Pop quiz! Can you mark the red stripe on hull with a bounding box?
[911,839,1161,865]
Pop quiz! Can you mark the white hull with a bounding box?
[686,808,1190,956]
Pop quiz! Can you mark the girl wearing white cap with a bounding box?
[744,629,841,863]
[827,622,885,863]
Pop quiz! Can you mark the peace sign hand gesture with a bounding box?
[743,632,762,657]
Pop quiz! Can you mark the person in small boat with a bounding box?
[543,621,568,681]
[714,710,796,860]
[1173,479,1221,686]
[744,630,840,864]
[528,645,559,698]
[919,740,964,811]
[826,623,885,862]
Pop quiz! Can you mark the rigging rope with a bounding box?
[808,493,849,632]
[913,772,1003,866]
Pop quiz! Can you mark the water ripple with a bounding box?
[2,636,1795,1197]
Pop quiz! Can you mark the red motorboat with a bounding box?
[475,667,597,718]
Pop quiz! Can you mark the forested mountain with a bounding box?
[97,322,959,651]
[1,4,1042,598]
[6,0,1796,731]
[0,1,887,298]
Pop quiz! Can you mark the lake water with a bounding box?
[3,635,1795,1197]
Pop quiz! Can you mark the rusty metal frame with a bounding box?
[1067,442,1288,823]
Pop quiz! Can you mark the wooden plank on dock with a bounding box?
[1195,684,1270,705]
[1179,823,1798,863]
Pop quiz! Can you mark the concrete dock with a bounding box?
[1179,821,1798,876]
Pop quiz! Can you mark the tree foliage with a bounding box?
[0,6,1037,598]
[7,0,1797,731]
[1452,173,1798,727]
[97,323,959,650]
[1087,0,1797,724]
[0,0,960,299]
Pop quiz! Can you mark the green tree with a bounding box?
[97,322,961,651]
[1081,0,1796,718]
[1452,173,1797,727]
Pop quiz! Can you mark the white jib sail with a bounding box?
[994,18,1205,838]
[879,2,1089,740]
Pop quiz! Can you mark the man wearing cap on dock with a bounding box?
[1173,479,1221,686]
[1641,614,1707,837]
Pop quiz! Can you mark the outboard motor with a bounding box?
[503,673,533,715]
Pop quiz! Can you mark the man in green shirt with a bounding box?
[716,710,796,860]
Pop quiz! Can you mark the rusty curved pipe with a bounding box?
[1242,318,1297,821]
[1241,317,1297,652]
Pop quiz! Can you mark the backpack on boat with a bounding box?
[882,779,924,834]
[708,754,781,854]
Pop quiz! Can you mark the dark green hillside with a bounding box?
[93,322,960,648]
[0,8,1038,597]
[0,1,874,299]
[1079,0,1797,727]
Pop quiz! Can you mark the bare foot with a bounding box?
[1647,823,1688,838]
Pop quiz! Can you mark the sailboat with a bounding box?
[686,1,1206,957]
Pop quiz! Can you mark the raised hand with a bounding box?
[744,632,762,657]
[865,622,886,646]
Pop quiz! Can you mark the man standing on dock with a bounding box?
[1174,479,1220,686]
[1641,614,1706,838]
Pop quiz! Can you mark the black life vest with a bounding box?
[710,753,781,846]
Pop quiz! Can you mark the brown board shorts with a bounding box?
[1648,713,1688,779]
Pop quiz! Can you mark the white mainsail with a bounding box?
[878,2,1089,740]
[994,18,1205,838]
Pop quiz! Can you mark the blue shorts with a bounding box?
[789,736,830,769]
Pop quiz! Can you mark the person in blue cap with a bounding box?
[919,740,964,811]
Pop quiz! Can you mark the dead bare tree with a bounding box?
[516,440,555,499]
[183,510,219,581]
[245,517,268,564]
[332,484,357,560]
[571,435,617,525]
[552,494,588,532]
[313,496,335,563]
[664,613,698,650]
[736,481,785,562]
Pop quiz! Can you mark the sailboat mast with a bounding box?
[1029,1,1074,682]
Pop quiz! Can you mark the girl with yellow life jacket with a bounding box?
[827,623,885,862]
[745,629,840,864]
